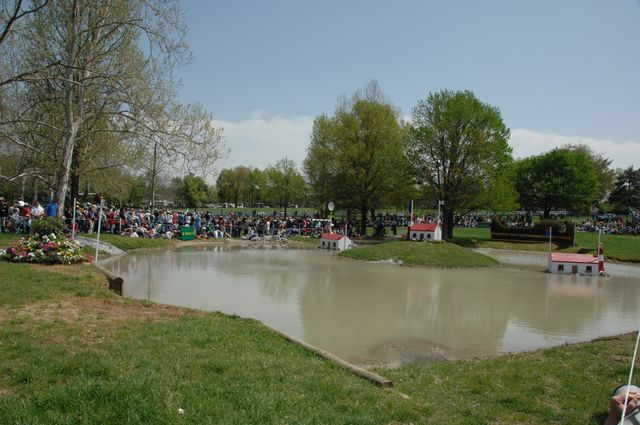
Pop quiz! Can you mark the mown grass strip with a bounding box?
[82,233,177,252]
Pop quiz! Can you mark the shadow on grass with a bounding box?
[448,238,481,248]
[591,411,608,424]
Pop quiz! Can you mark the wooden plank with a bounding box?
[263,323,393,388]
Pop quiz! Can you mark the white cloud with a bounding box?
[510,129,640,169]
[215,115,639,174]
[217,114,314,171]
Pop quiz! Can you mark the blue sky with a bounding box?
[176,0,640,172]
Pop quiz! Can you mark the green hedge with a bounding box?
[490,218,575,246]
[32,217,67,239]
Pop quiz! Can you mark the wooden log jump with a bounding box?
[263,323,393,387]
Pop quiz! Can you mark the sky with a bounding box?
[175,0,640,174]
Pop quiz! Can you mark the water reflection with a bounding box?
[103,245,640,366]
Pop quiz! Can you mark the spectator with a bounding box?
[30,201,45,232]
[0,197,8,233]
[44,199,58,218]
[605,384,640,425]
[18,201,31,234]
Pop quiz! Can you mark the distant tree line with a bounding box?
[216,159,307,216]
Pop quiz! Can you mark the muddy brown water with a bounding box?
[103,245,640,367]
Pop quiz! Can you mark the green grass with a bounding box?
[382,334,633,424]
[0,262,107,308]
[82,233,177,252]
[574,232,640,262]
[452,227,640,262]
[0,232,21,248]
[0,260,633,424]
[339,240,499,267]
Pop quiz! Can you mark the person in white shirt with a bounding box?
[30,202,45,226]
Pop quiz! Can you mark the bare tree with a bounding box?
[0,0,225,214]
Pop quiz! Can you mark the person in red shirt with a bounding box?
[18,201,31,234]
[107,208,116,233]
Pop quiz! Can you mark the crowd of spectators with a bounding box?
[3,195,638,239]
[57,201,354,241]
[579,216,640,235]
[0,197,58,234]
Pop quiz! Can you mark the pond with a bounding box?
[102,245,640,367]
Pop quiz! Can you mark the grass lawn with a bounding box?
[0,232,20,248]
[0,261,633,424]
[82,233,178,251]
[452,227,640,262]
[339,240,499,267]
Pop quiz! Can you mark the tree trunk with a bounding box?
[150,141,157,208]
[360,205,368,236]
[54,0,79,217]
[70,172,80,202]
[283,191,289,218]
[443,207,455,240]
[55,126,78,215]
[83,177,89,203]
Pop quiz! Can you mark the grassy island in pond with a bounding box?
[339,240,499,267]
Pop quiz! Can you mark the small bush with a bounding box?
[32,217,67,240]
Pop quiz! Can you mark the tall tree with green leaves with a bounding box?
[215,166,251,207]
[247,167,267,207]
[608,166,640,213]
[265,158,306,217]
[514,148,600,217]
[303,115,337,215]
[303,81,406,234]
[563,144,615,202]
[406,89,514,239]
[176,174,209,208]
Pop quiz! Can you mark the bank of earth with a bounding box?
[338,240,499,268]
[0,257,632,424]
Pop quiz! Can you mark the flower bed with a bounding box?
[0,233,88,264]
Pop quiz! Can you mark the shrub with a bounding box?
[32,217,67,240]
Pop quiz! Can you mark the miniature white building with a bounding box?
[320,233,353,251]
[408,223,442,241]
[547,253,599,276]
